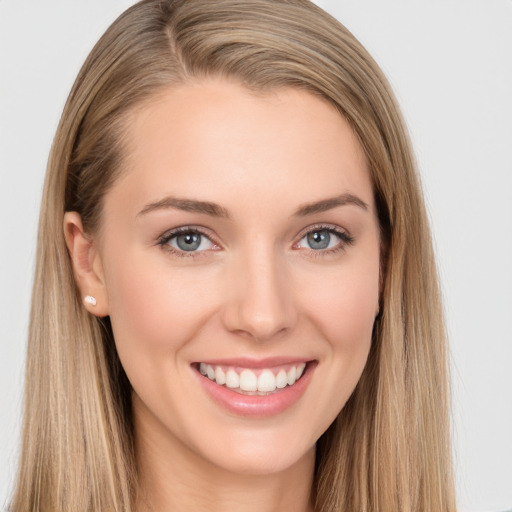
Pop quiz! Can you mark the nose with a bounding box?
[221,245,297,341]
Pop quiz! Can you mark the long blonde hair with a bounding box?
[11,0,456,510]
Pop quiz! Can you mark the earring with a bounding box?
[84,295,97,306]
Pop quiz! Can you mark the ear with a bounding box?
[63,212,109,317]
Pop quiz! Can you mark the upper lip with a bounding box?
[192,357,313,369]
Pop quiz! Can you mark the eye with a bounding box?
[296,226,353,252]
[160,228,217,254]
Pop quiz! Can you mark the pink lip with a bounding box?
[193,360,317,418]
[193,356,310,369]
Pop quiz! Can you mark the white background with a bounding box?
[0,1,511,511]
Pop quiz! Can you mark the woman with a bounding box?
[10,0,456,510]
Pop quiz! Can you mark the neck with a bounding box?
[134,403,316,512]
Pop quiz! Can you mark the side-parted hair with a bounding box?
[11,1,456,510]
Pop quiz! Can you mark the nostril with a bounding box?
[223,301,296,342]
[219,256,297,339]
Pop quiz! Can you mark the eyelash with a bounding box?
[158,226,218,259]
[157,224,355,258]
[295,224,355,257]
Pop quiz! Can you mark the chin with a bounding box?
[211,448,314,477]
[190,423,318,477]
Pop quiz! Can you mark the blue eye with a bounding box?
[163,229,215,253]
[297,227,352,251]
[306,230,333,250]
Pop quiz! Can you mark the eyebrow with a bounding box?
[137,193,368,219]
[294,194,368,216]
[138,197,230,218]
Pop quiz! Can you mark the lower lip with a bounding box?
[194,362,317,418]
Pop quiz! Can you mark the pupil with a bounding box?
[177,233,201,251]
[307,230,330,250]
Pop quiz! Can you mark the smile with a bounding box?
[198,362,307,394]
[193,359,316,417]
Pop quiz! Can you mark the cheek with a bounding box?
[304,257,379,350]
[317,277,376,385]
[299,251,379,414]
[103,249,218,363]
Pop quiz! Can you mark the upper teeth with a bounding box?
[199,363,306,392]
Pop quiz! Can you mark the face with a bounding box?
[89,79,380,476]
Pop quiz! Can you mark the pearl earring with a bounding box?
[84,295,97,306]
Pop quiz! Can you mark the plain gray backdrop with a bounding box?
[1,1,511,510]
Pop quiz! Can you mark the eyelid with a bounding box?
[157,225,221,257]
[156,223,354,258]
[293,223,354,252]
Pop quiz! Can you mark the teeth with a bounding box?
[215,366,226,385]
[258,369,276,392]
[239,369,258,392]
[198,362,308,392]
[225,369,240,389]
[287,366,297,386]
[276,369,288,389]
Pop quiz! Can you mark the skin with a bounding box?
[65,79,381,512]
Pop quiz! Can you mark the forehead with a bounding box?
[110,79,374,219]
